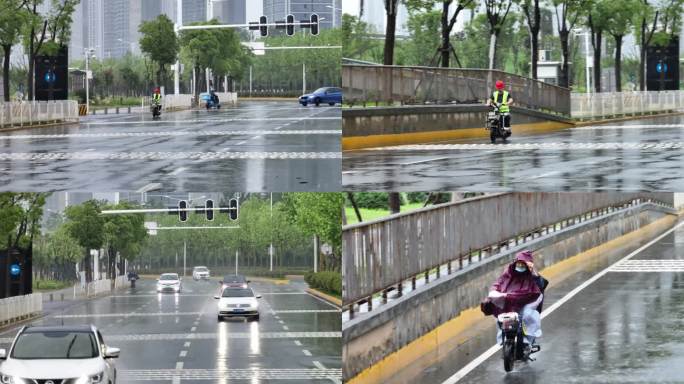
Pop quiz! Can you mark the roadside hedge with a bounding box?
[304,271,342,297]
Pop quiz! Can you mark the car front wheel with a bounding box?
[314,98,321,107]
[217,315,223,321]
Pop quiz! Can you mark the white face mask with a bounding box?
[515,265,527,273]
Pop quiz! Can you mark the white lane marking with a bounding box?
[573,124,684,130]
[175,362,184,369]
[172,377,180,384]
[303,349,312,356]
[400,157,451,166]
[374,142,684,151]
[260,292,309,295]
[294,340,302,346]
[278,320,285,324]
[170,167,186,176]
[0,151,342,160]
[82,117,340,125]
[53,309,336,318]
[118,368,342,380]
[609,259,684,272]
[184,342,191,348]
[442,220,684,383]
[0,130,340,140]
[190,327,196,332]
[283,325,289,330]
[313,361,343,384]
[179,350,187,357]
[0,332,341,343]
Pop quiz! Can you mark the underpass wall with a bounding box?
[342,203,677,382]
[341,105,574,150]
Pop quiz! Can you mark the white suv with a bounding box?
[0,324,119,383]
[156,273,182,293]
[192,266,210,281]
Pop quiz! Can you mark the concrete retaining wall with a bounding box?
[342,203,676,380]
[342,104,574,150]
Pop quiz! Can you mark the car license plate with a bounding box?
[233,308,244,312]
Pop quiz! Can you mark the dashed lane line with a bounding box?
[1,331,341,343]
[117,368,342,380]
[179,350,187,357]
[0,151,342,161]
[372,142,684,151]
[53,309,337,318]
[0,130,341,140]
[302,350,312,356]
[82,117,341,125]
[609,259,684,272]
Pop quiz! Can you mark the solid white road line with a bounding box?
[82,117,341,125]
[0,130,340,140]
[400,157,452,166]
[0,151,342,160]
[442,220,684,383]
[175,362,184,369]
[376,142,684,151]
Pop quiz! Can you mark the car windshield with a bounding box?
[160,274,178,280]
[195,267,208,272]
[221,288,254,298]
[11,331,98,359]
[223,275,245,283]
[314,87,329,94]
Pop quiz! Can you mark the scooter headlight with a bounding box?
[1,376,28,384]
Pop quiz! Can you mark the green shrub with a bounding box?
[305,271,341,296]
[353,192,389,209]
[406,192,428,204]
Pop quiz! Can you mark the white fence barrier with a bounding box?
[0,100,79,128]
[572,91,684,120]
[0,293,43,325]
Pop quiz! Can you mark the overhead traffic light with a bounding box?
[286,14,295,36]
[178,200,187,222]
[229,198,238,221]
[260,16,268,37]
[206,199,214,221]
[310,14,319,36]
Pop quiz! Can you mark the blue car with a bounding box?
[299,87,342,107]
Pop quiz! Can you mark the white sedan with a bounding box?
[192,266,211,281]
[214,287,262,321]
[157,273,182,293]
[0,324,119,383]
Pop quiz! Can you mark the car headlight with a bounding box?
[1,375,28,384]
[74,372,104,384]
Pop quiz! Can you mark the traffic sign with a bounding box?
[656,62,669,73]
[44,70,56,84]
[9,263,20,276]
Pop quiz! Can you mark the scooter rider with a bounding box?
[483,250,547,350]
[152,87,162,105]
[487,80,513,132]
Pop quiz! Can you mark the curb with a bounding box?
[247,276,290,285]
[306,287,342,308]
[0,120,78,133]
[573,110,684,126]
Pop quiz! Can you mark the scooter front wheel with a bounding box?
[503,341,515,372]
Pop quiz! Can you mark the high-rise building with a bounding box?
[360,0,408,36]
[214,0,246,24]
[183,0,207,24]
[142,0,162,21]
[263,0,342,33]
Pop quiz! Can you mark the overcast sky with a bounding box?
[245,0,263,21]
[343,0,359,16]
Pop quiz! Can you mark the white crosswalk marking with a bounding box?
[0,151,342,160]
[53,309,337,318]
[609,259,684,272]
[375,142,684,151]
[117,368,342,380]
[0,130,340,140]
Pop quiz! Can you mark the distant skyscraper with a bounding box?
[103,0,131,58]
[214,0,246,24]
[142,0,162,21]
[360,0,408,36]
[183,0,207,24]
[263,0,342,33]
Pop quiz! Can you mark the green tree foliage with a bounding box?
[102,201,148,279]
[179,19,252,101]
[342,14,383,62]
[138,14,179,87]
[64,199,104,282]
[33,226,83,281]
[0,0,30,101]
[281,193,343,272]
[241,26,341,96]
[0,192,47,252]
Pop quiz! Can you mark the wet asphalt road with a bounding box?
[0,101,341,192]
[0,278,342,383]
[389,222,684,384]
[342,115,684,191]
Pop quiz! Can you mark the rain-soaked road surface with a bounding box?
[0,101,341,191]
[0,277,342,383]
[343,115,684,191]
[386,220,684,384]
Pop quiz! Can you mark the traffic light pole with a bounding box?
[177,21,318,31]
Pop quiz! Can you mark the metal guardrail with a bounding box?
[0,100,79,127]
[0,293,42,326]
[342,193,673,310]
[571,91,684,120]
[342,65,571,116]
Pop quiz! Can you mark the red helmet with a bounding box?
[495,80,505,90]
[154,87,160,94]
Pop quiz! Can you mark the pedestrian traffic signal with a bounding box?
[229,198,238,221]
[286,14,295,36]
[178,200,187,222]
[206,199,214,221]
[260,16,268,37]
[310,14,319,36]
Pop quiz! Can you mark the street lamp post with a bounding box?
[572,28,592,94]
[84,48,95,114]
[326,4,342,28]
